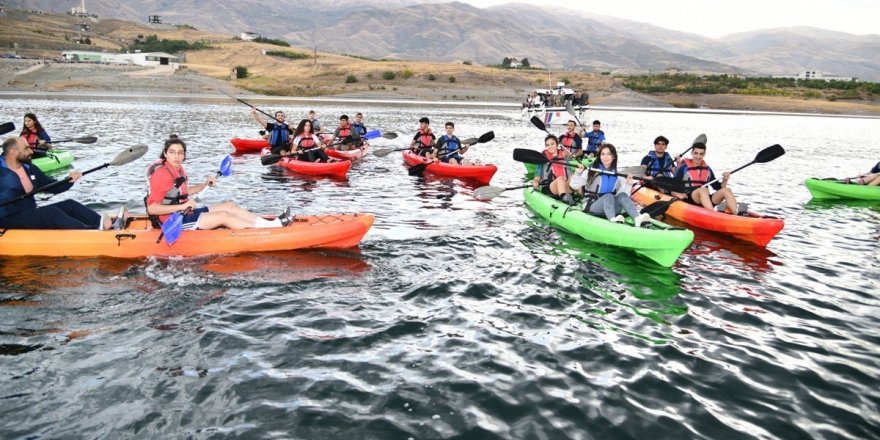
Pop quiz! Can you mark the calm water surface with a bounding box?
[1,98,878,439]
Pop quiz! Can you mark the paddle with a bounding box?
[193,155,233,202]
[408,131,495,177]
[161,155,233,245]
[261,135,358,166]
[219,89,282,124]
[362,129,397,140]
[512,148,685,193]
[697,144,785,189]
[47,135,98,145]
[564,101,587,132]
[530,115,552,135]
[0,122,14,135]
[0,144,148,208]
[372,129,456,158]
[474,184,532,201]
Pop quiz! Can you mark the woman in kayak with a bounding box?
[20,113,52,158]
[292,119,331,163]
[844,161,880,185]
[532,134,576,205]
[580,144,651,227]
[147,136,292,230]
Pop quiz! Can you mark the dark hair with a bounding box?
[2,137,21,155]
[544,134,559,146]
[592,120,601,125]
[294,119,313,137]
[21,113,44,136]
[275,110,285,118]
[654,135,669,145]
[355,112,363,117]
[160,135,186,161]
[339,114,349,121]
[445,121,454,128]
[419,117,430,124]
[692,142,707,151]
[588,143,618,182]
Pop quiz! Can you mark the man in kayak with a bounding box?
[583,120,605,158]
[673,142,744,214]
[308,110,323,133]
[351,112,367,136]
[410,117,436,158]
[558,120,584,159]
[324,115,362,152]
[252,108,293,156]
[639,135,678,193]
[0,136,119,230]
[844,161,880,185]
[435,121,471,165]
[147,136,292,230]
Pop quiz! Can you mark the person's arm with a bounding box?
[410,133,419,150]
[38,130,52,148]
[711,169,724,191]
[252,108,267,127]
[33,167,75,194]
[148,199,196,216]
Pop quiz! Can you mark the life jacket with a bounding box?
[645,150,674,177]
[585,130,604,152]
[596,163,617,195]
[415,129,434,150]
[352,122,367,136]
[336,123,352,139]
[681,158,711,189]
[560,132,578,149]
[296,134,317,150]
[440,135,460,155]
[268,122,290,148]
[542,149,568,181]
[147,161,189,206]
[20,128,39,148]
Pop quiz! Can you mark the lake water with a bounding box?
[1,97,879,439]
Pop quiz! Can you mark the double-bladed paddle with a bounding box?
[697,144,785,189]
[161,155,234,245]
[473,184,532,200]
[0,122,15,135]
[0,144,148,208]
[48,135,98,145]
[219,89,283,124]
[512,148,685,193]
[193,155,233,202]
[407,131,494,177]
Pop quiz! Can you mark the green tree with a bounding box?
[521,58,530,68]
[235,65,249,79]
[502,57,511,68]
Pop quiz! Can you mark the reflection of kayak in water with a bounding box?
[199,250,369,283]
[0,255,137,294]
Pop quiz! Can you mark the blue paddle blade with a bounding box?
[364,129,381,140]
[219,154,233,177]
[162,211,184,246]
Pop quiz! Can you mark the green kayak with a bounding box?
[32,149,74,173]
[523,188,693,267]
[805,178,880,201]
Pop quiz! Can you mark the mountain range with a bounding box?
[7,0,879,80]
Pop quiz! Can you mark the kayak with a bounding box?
[32,149,74,173]
[524,158,591,176]
[261,147,351,178]
[632,186,784,247]
[0,213,374,258]
[402,151,497,185]
[804,178,880,201]
[523,188,693,267]
[325,142,370,161]
[230,138,269,154]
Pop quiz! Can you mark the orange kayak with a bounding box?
[632,186,783,247]
[0,213,373,258]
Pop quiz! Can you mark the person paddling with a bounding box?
[146,136,292,230]
[558,120,583,159]
[435,121,471,165]
[0,136,120,230]
[844,161,880,186]
[292,119,331,163]
[577,144,652,227]
[324,114,362,152]
[410,117,436,158]
[673,141,744,214]
[532,134,576,205]
[252,108,294,156]
[639,135,678,193]
[583,120,605,158]
[20,113,52,158]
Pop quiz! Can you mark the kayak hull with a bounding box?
[402,151,497,185]
[32,149,74,173]
[632,186,784,247]
[261,147,351,178]
[230,138,269,153]
[0,214,373,258]
[804,178,880,201]
[325,142,370,160]
[524,188,693,267]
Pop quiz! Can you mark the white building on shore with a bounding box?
[774,70,855,82]
[61,51,180,70]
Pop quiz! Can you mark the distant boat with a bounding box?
[521,82,589,126]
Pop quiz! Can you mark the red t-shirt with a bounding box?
[147,162,188,222]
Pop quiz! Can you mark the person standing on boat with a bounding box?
[410,117,436,158]
[308,110,323,133]
[582,144,652,227]
[147,136,292,230]
[324,115,362,152]
[532,134,576,205]
[351,112,367,136]
[292,119,331,163]
[20,113,52,158]
[583,120,605,158]
[673,142,743,214]
[640,135,676,179]
[558,120,584,159]
[435,122,470,165]
[252,108,294,156]
[0,136,117,230]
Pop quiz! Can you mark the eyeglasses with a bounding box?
[166,150,186,156]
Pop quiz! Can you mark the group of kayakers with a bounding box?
[409,117,479,166]
[253,109,368,161]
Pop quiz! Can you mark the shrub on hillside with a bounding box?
[448,76,456,83]
[254,37,290,47]
[235,65,249,79]
[346,74,358,83]
[401,68,413,79]
[383,71,396,80]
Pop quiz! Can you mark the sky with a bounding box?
[458,0,880,38]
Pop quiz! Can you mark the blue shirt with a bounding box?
[584,129,605,153]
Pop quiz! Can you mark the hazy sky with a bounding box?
[459,0,880,38]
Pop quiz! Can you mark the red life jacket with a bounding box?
[544,149,568,179]
[337,123,351,138]
[147,161,189,205]
[682,158,710,184]
[416,128,434,150]
[20,129,38,148]
[560,132,577,149]
[297,133,317,150]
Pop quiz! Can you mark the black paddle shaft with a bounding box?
[0,163,109,208]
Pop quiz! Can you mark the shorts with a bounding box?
[441,154,463,163]
[182,206,209,230]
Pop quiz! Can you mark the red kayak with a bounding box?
[402,151,497,185]
[231,138,269,153]
[326,142,370,161]
[261,147,351,178]
[632,186,784,247]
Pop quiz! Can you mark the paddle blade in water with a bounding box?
[0,121,14,135]
[755,144,785,163]
[473,185,506,200]
[219,155,233,176]
[76,136,98,144]
[408,162,429,176]
[371,147,399,158]
[513,148,548,165]
[382,132,398,139]
[364,129,381,140]
[530,115,547,132]
[162,212,184,246]
[109,144,148,166]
